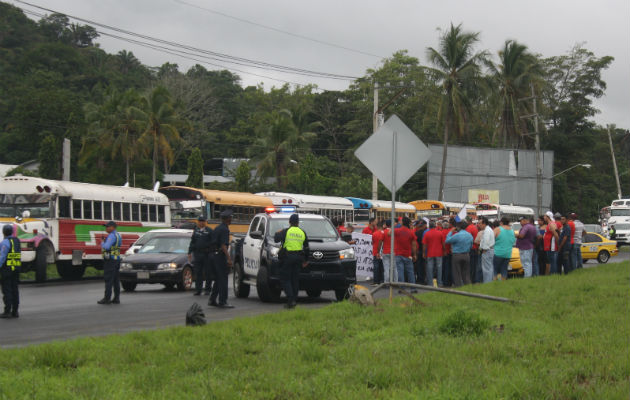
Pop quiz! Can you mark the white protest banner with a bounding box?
[351,232,373,279]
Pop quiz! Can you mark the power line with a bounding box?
[173,0,385,60]
[14,0,361,81]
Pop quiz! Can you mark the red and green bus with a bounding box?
[0,176,171,282]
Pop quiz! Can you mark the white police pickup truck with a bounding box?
[230,211,357,302]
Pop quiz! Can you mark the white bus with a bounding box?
[475,203,535,223]
[368,200,417,222]
[255,192,354,223]
[0,176,170,282]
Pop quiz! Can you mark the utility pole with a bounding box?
[520,84,543,215]
[372,82,382,200]
[607,125,622,199]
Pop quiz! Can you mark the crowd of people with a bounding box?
[354,211,586,288]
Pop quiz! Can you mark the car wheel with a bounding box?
[256,264,281,302]
[306,289,322,298]
[163,282,176,290]
[232,260,250,298]
[122,282,137,292]
[178,266,193,291]
[335,287,349,302]
[597,250,610,264]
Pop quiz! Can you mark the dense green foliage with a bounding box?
[0,3,628,222]
[185,147,204,188]
[0,262,628,398]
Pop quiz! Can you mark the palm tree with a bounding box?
[116,50,141,75]
[255,109,313,189]
[490,40,543,148]
[135,86,186,184]
[426,23,488,201]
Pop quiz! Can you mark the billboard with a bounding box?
[468,189,500,204]
[427,145,553,212]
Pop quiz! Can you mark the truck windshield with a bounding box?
[610,209,630,217]
[269,219,339,242]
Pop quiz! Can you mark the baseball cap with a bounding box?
[103,221,117,228]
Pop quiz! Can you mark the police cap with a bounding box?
[220,209,233,219]
[103,221,117,228]
[2,225,13,236]
[197,215,207,221]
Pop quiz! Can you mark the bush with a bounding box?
[439,310,490,337]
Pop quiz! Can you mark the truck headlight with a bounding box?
[157,262,178,270]
[339,248,355,260]
[121,263,133,270]
[269,246,279,258]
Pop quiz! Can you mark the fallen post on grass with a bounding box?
[370,282,513,303]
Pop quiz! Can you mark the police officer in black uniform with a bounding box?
[0,224,20,318]
[209,210,234,308]
[188,216,215,295]
[274,214,309,309]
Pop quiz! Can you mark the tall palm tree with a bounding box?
[490,40,543,148]
[135,86,186,184]
[426,23,487,201]
[255,109,313,189]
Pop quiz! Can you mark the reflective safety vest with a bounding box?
[6,237,21,271]
[102,232,122,260]
[283,226,306,251]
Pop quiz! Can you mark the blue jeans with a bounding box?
[493,255,510,280]
[396,256,415,284]
[470,250,481,283]
[425,257,442,286]
[442,254,452,287]
[572,244,583,269]
[560,246,573,274]
[532,249,540,276]
[481,249,494,283]
[383,254,397,283]
[547,251,558,274]
[372,257,384,283]
[519,248,533,277]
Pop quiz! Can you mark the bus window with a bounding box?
[158,205,165,223]
[113,202,122,221]
[94,201,102,220]
[58,196,71,218]
[141,204,149,221]
[150,205,157,222]
[123,203,131,221]
[73,200,82,219]
[132,203,140,221]
[83,200,93,219]
[104,201,112,220]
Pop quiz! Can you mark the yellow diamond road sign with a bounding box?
[354,115,431,192]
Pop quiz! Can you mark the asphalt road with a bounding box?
[0,279,340,348]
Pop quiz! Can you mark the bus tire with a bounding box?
[256,264,281,303]
[35,243,52,283]
[56,262,85,280]
[232,259,250,298]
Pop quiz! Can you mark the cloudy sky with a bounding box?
[10,0,630,129]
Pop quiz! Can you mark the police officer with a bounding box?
[274,214,309,309]
[188,216,215,296]
[99,221,122,305]
[209,210,234,308]
[0,224,21,318]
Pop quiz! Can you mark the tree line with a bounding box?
[0,2,628,222]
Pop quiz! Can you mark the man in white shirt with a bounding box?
[570,213,586,269]
[477,216,495,283]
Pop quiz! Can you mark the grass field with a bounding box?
[1,262,628,399]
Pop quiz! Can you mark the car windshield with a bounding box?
[138,237,190,254]
[269,219,339,242]
[611,209,630,217]
[614,224,630,230]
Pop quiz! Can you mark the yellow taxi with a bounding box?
[508,232,618,275]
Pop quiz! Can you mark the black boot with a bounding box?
[0,308,12,318]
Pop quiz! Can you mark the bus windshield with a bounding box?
[353,209,370,223]
[169,200,204,221]
[0,203,51,218]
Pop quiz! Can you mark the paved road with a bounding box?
[0,279,339,348]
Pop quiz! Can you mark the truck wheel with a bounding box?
[35,243,51,283]
[56,262,85,280]
[335,287,349,302]
[306,289,322,298]
[232,260,250,298]
[178,266,193,291]
[122,282,137,292]
[256,265,281,303]
[597,250,610,264]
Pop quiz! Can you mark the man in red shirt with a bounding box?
[465,217,480,283]
[362,217,377,235]
[394,217,417,288]
[370,219,384,284]
[422,220,444,287]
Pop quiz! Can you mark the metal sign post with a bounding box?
[389,131,397,302]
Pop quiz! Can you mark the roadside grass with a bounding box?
[1,262,628,399]
[20,264,103,282]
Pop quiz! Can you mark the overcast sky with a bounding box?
[10,0,630,129]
